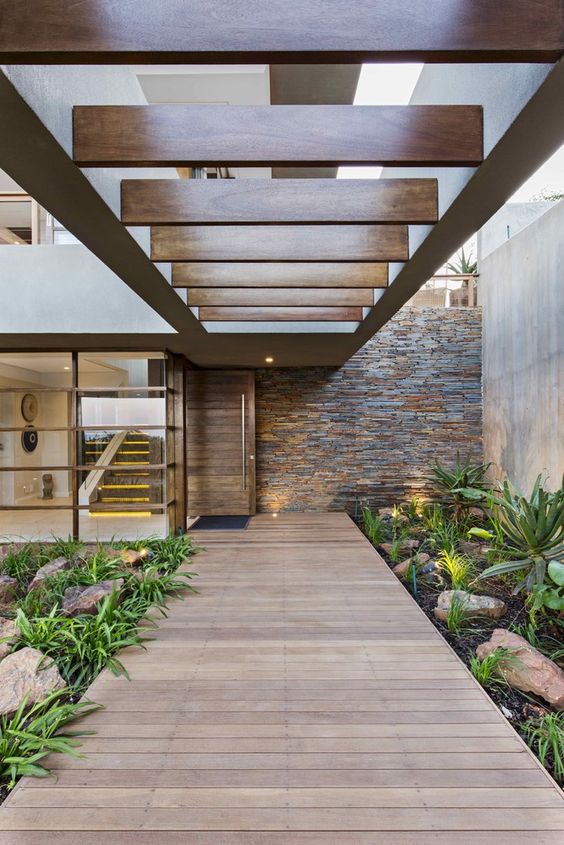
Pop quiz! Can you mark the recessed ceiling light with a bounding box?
[63,366,70,371]
[265,356,274,364]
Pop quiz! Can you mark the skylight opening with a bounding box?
[338,63,424,180]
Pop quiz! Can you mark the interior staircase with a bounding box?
[82,430,163,515]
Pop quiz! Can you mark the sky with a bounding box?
[338,63,564,264]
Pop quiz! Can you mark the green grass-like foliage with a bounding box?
[445,593,471,636]
[361,507,387,546]
[464,475,564,593]
[421,503,469,554]
[521,712,564,785]
[469,647,517,687]
[0,689,100,790]
[437,549,476,590]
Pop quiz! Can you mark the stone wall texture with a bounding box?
[255,307,482,513]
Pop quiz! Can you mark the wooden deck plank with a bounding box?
[2,513,562,836]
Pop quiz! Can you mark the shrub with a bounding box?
[0,689,100,790]
[526,561,564,623]
[422,504,466,555]
[521,712,564,785]
[436,549,476,590]
[0,544,40,591]
[361,507,387,546]
[469,647,517,687]
[430,453,491,514]
[467,476,564,593]
[445,593,471,636]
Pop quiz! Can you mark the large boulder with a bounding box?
[0,618,18,661]
[434,590,507,622]
[27,557,72,593]
[0,647,65,716]
[0,575,18,604]
[476,629,564,709]
[62,578,124,616]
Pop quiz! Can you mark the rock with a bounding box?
[500,705,514,720]
[0,618,18,661]
[119,549,147,567]
[0,575,18,604]
[434,590,507,622]
[379,538,419,555]
[392,560,412,577]
[393,552,431,578]
[377,507,395,518]
[0,646,65,716]
[62,578,124,616]
[469,507,486,520]
[459,541,489,559]
[420,561,438,574]
[476,629,564,709]
[27,557,72,592]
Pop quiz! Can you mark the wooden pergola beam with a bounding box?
[121,178,438,225]
[152,225,408,263]
[187,288,374,307]
[172,262,389,289]
[1,1,562,63]
[199,306,363,322]
[74,105,483,167]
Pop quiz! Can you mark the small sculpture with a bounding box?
[42,473,54,500]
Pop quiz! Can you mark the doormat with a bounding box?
[191,516,250,530]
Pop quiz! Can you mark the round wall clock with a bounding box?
[22,426,39,454]
[21,393,38,422]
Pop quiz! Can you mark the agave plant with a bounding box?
[464,475,564,593]
[430,453,491,515]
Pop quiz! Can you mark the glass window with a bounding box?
[77,353,165,389]
[0,352,172,541]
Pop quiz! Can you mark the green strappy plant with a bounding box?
[463,475,564,594]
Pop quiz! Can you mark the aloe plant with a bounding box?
[430,453,491,515]
[463,475,564,593]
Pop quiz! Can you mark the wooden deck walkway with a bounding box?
[1,513,563,843]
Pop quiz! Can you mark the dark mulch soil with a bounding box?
[373,537,562,786]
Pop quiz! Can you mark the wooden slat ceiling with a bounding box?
[73,105,483,168]
[3,3,563,338]
[121,178,439,225]
[71,91,478,324]
[1,0,562,62]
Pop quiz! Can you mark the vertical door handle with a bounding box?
[241,393,246,490]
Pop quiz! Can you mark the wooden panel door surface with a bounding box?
[186,370,255,516]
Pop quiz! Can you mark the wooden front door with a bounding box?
[186,370,255,516]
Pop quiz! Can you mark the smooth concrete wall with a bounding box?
[478,202,555,260]
[0,245,175,334]
[479,199,564,493]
